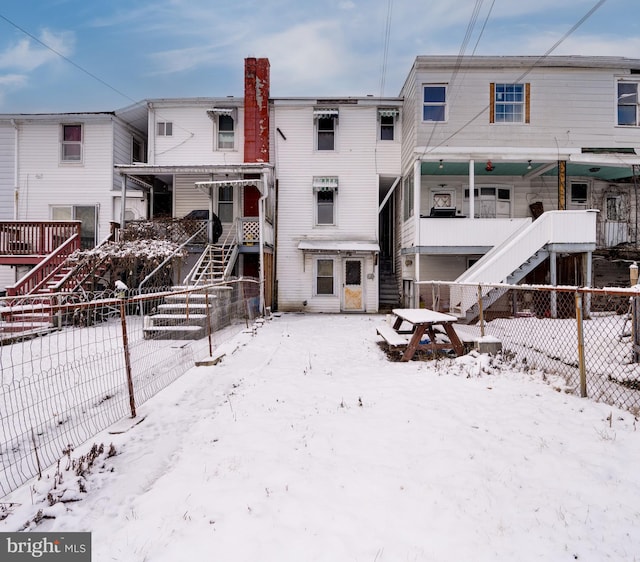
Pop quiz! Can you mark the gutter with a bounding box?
[11,119,18,219]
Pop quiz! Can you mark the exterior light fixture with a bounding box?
[485,160,494,172]
[527,160,532,170]
[438,160,444,169]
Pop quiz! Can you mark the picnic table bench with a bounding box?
[377,308,466,361]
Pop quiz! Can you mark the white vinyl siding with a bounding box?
[15,119,115,241]
[174,174,210,218]
[151,104,245,165]
[275,101,400,313]
[0,123,14,219]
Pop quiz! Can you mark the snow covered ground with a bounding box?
[2,313,640,561]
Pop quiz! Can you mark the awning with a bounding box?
[378,108,399,118]
[206,108,237,121]
[313,108,339,118]
[298,240,380,253]
[312,176,339,192]
[195,179,262,189]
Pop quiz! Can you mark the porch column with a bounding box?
[120,174,127,228]
[558,160,567,210]
[208,184,215,243]
[469,159,475,220]
[550,249,557,319]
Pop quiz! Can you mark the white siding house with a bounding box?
[397,56,640,310]
[274,97,402,313]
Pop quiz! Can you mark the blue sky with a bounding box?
[0,0,639,113]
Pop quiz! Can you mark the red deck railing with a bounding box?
[0,221,82,259]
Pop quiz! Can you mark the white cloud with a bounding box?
[0,29,75,72]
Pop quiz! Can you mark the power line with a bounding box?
[379,0,394,97]
[423,0,609,154]
[0,12,138,105]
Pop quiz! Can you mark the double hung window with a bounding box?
[61,124,82,162]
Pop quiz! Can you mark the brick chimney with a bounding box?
[244,57,270,163]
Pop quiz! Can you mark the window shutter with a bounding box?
[525,83,531,124]
[489,83,495,123]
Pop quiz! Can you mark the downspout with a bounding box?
[11,119,19,219]
[413,158,421,307]
[469,159,475,220]
[147,102,155,165]
[258,169,268,314]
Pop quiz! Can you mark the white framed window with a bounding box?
[315,258,335,296]
[217,114,235,149]
[490,83,530,124]
[617,80,640,126]
[157,122,173,136]
[61,124,82,162]
[51,204,97,248]
[463,186,512,218]
[423,84,447,122]
[313,177,338,226]
[218,185,234,222]
[378,108,398,140]
[314,108,338,151]
[402,173,414,221]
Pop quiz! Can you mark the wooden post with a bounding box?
[575,293,587,397]
[558,160,567,210]
[119,300,137,418]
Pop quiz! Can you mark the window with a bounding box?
[51,205,97,249]
[157,122,173,136]
[218,185,234,222]
[423,85,447,122]
[313,177,338,225]
[61,124,82,162]
[316,259,335,295]
[378,109,398,140]
[317,191,335,225]
[217,114,235,149]
[571,182,588,204]
[132,137,144,163]
[314,108,338,150]
[618,81,639,126]
[463,186,511,218]
[403,173,414,221]
[490,83,530,124]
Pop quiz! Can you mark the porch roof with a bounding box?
[297,240,380,253]
[115,163,273,176]
[415,147,640,182]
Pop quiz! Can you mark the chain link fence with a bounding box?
[419,281,640,415]
[0,279,262,498]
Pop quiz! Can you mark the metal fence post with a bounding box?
[575,292,587,398]
[477,284,485,337]
[119,299,137,418]
[205,288,213,357]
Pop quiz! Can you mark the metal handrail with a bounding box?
[138,221,209,292]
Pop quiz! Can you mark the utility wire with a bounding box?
[0,12,138,106]
[423,0,609,154]
[379,0,394,97]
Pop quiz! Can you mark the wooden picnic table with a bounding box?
[377,308,465,361]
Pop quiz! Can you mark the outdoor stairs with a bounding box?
[379,258,400,311]
[0,299,58,344]
[187,243,237,285]
[457,248,549,323]
[143,288,215,340]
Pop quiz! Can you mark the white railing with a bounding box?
[450,210,598,315]
[419,217,531,248]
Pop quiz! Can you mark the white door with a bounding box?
[342,258,364,311]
